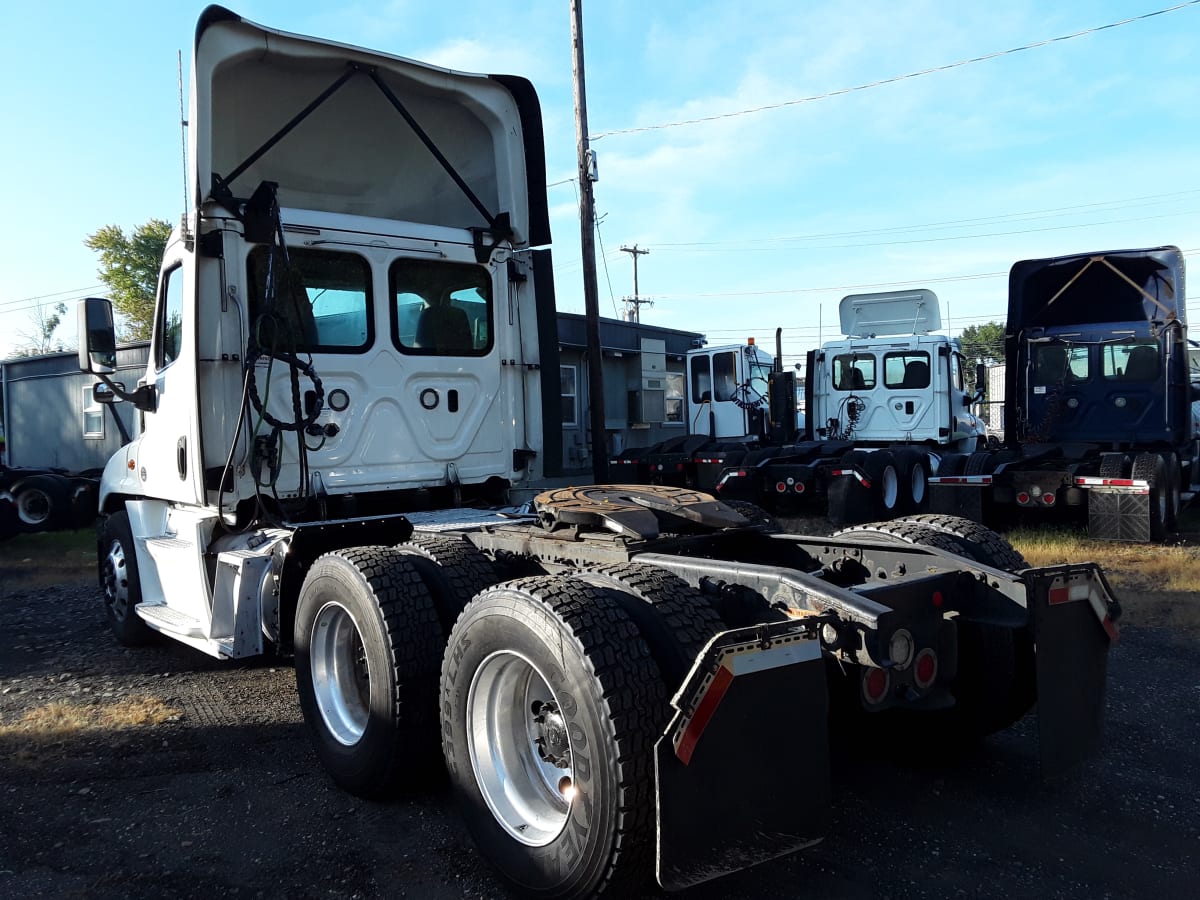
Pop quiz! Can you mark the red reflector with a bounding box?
[862,667,890,705]
[931,591,943,608]
[1048,587,1070,605]
[776,482,787,493]
[1043,492,1056,506]
[860,479,872,489]
[738,470,747,478]
[1016,492,1030,505]
[914,649,938,689]
[794,482,805,494]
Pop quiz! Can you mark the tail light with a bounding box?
[794,482,805,494]
[861,667,891,706]
[913,649,938,690]
[1042,492,1056,506]
[776,482,787,493]
[1016,491,1031,505]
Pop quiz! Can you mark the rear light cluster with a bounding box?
[773,478,806,494]
[1016,488,1056,506]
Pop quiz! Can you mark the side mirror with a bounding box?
[77,298,117,374]
[93,382,123,405]
[974,362,988,398]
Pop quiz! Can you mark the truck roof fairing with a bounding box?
[839,289,941,338]
[191,5,549,247]
[1008,246,1185,331]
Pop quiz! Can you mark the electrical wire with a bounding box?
[590,2,1200,140]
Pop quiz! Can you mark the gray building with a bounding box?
[0,344,148,472]
[553,313,701,475]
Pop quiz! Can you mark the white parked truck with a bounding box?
[651,289,990,523]
[79,7,1120,896]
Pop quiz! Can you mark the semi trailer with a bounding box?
[78,7,1119,896]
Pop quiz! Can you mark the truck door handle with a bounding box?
[177,437,187,480]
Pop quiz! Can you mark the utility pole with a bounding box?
[619,244,651,322]
[570,0,609,482]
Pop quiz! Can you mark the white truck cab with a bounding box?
[809,289,985,453]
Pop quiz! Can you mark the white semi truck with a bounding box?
[78,7,1120,896]
[620,290,990,524]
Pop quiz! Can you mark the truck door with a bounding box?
[134,241,204,505]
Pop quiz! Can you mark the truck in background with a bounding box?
[619,289,990,524]
[75,7,1120,896]
[931,246,1196,541]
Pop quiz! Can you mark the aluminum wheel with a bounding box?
[879,462,900,511]
[310,602,372,746]
[102,539,131,620]
[467,650,574,846]
[909,462,927,506]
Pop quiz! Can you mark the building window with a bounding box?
[665,372,684,424]
[82,385,104,439]
[561,365,578,426]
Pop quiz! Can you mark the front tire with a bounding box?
[99,511,154,646]
[441,576,664,898]
[295,547,443,798]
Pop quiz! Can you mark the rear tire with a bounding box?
[866,450,901,518]
[396,533,500,632]
[99,511,155,646]
[295,547,443,798]
[1132,452,1168,541]
[441,576,664,897]
[721,499,782,533]
[12,474,69,532]
[894,448,930,514]
[575,563,725,691]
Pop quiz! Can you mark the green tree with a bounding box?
[958,320,1006,389]
[85,218,172,340]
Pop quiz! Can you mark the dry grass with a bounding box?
[0,696,180,764]
[1008,527,1200,594]
[0,528,96,595]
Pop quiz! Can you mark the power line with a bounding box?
[590,1,1200,139]
[0,285,104,312]
[652,189,1200,249]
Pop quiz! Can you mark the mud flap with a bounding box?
[1031,567,1120,778]
[655,622,830,891]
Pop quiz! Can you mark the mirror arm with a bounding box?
[96,371,156,412]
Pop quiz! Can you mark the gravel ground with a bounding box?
[0,580,1197,899]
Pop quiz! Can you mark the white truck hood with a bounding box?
[190,5,548,246]
[839,289,941,338]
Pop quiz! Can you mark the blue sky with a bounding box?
[1,0,1197,365]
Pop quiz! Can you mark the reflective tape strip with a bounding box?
[675,665,734,766]
[928,475,993,485]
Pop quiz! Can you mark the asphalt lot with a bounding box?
[0,579,1197,899]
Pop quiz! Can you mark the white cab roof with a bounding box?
[839,289,941,337]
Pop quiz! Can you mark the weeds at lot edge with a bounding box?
[1008,526,1200,593]
[0,696,181,766]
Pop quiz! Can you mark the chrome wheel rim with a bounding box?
[467,650,574,846]
[880,464,900,510]
[910,464,927,506]
[102,539,130,619]
[310,602,371,746]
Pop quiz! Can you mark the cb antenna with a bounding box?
[178,49,192,246]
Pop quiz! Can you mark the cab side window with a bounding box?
[156,265,184,370]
